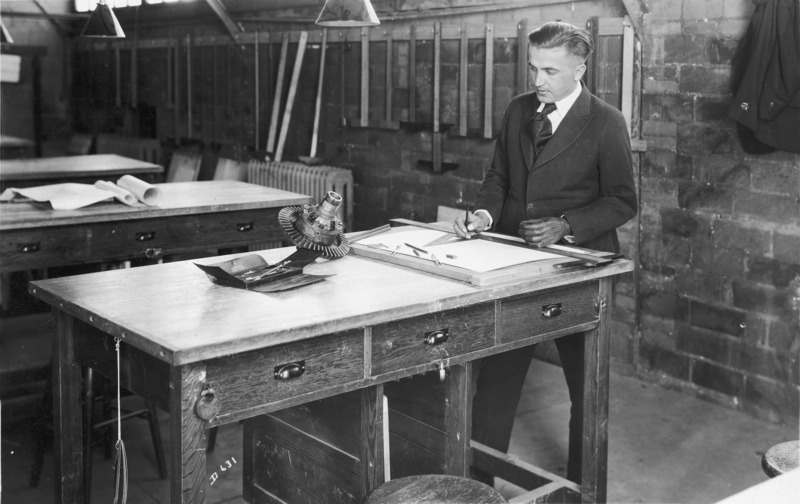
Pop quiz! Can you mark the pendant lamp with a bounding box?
[0,19,13,43]
[81,0,125,38]
[315,0,380,27]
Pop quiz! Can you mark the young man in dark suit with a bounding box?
[453,21,638,485]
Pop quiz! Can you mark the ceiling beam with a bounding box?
[204,0,243,40]
[31,0,68,37]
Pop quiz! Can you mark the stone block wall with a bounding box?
[637,0,800,424]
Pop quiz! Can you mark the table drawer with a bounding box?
[205,329,364,420]
[89,216,199,260]
[0,226,89,271]
[371,303,495,376]
[500,282,598,343]
[195,208,284,247]
[89,209,284,260]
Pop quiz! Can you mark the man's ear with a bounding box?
[574,63,587,82]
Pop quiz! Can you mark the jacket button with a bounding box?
[527,203,533,209]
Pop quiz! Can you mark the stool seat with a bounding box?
[364,474,508,504]
[761,440,800,478]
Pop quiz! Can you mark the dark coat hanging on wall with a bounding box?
[728,0,800,154]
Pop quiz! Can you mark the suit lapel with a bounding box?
[531,86,594,171]
[519,93,539,171]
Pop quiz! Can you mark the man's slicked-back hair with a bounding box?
[528,21,593,62]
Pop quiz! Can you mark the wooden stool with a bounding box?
[761,440,800,478]
[364,475,508,504]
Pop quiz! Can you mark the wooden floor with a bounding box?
[2,358,796,503]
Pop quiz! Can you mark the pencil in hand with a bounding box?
[465,203,473,238]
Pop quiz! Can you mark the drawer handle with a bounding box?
[136,231,156,242]
[144,247,163,260]
[18,242,40,253]
[593,295,607,315]
[424,329,449,346]
[274,360,305,381]
[236,222,254,232]
[542,303,562,318]
[194,386,221,421]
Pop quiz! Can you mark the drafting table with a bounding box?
[0,153,163,190]
[0,180,311,273]
[30,233,632,503]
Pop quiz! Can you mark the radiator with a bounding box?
[247,160,354,232]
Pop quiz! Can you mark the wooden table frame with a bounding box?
[29,246,631,504]
[0,153,164,190]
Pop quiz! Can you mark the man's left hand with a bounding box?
[518,217,571,247]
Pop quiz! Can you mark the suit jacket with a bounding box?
[728,0,800,154]
[474,85,637,253]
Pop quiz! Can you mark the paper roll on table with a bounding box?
[94,180,138,206]
[117,174,163,206]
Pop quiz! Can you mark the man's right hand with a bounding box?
[454,211,488,239]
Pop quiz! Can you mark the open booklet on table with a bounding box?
[194,248,333,293]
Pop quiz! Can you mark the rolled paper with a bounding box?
[94,180,138,206]
[116,174,163,206]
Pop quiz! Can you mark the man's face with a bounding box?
[528,45,586,103]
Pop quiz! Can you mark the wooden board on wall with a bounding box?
[71,14,635,154]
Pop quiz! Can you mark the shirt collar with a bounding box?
[537,82,582,115]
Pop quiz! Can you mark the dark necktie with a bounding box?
[532,102,557,158]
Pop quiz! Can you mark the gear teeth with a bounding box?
[278,206,350,258]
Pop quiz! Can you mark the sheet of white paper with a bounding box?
[0,183,114,210]
[358,227,561,272]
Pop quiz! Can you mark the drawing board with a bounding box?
[356,227,562,272]
[349,224,578,285]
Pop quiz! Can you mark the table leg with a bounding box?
[170,363,208,503]
[445,362,473,477]
[0,273,9,313]
[581,277,612,503]
[360,385,386,497]
[52,310,85,503]
[83,367,95,499]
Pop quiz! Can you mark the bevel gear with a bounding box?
[278,191,350,258]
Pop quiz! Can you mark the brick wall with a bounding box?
[638,0,800,424]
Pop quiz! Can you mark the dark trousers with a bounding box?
[471,332,586,484]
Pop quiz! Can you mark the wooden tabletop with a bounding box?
[0,135,35,148]
[0,180,312,230]
[0,153,162,181]
[29,247,633,366]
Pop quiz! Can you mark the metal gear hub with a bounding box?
[278,191,350,258]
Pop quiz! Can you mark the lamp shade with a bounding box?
[0,19,13,43]
[315,0,380,27]
[81,0,125,38]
